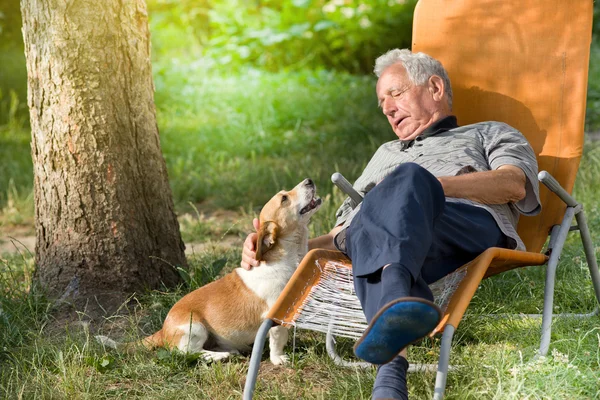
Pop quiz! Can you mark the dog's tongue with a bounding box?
[301,197,321,214]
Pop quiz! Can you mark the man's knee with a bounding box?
[364,162,444,205]
[388,162,437,183]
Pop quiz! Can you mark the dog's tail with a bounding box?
[95,330,165,352]
[139,330,165,350]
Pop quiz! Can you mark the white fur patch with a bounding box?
[269,325,289,365]
[200,349,238,362]
[236,262,298,309]
[176,323,208,354]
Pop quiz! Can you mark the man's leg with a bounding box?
[344,163,443,399]
[346,163,446,324]
[368,202,506,399]
[345,163,507,399]
[372,355,409,400]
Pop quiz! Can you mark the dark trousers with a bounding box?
[345,163,508,399]
[346,162,507,321]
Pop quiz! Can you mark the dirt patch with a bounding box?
[185,235,243,255]
[0,210,250,256]
[0,234,35,255]
[0,233,243,257]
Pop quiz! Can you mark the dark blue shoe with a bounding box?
[354,297,442,365]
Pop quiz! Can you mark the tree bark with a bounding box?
[20,0,187,313]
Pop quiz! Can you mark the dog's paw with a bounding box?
[200,350,232,363]
[270,353,289,365]
[95,335,118,350]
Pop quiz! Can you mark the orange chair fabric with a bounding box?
[412,0,592,253]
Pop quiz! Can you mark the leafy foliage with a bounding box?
[148,0,417,74]
[0,1,27,127]
[586,44,600,131]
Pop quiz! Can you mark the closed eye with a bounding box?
[390,88,407,98]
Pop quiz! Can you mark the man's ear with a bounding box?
[255,221,279,261]
[428,75,445,101]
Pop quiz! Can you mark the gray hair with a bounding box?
[374,49,453,109]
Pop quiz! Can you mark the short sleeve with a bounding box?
[483,123,541,216]
[335,196,359,227]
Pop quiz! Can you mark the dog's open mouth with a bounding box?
[300,197,322,215]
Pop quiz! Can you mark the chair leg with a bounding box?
[325,330,372,369]
[576,210,600,307]
[539,207,576,356]
[326,330,443,375]
[433,325,455,400]
[243,319,274,400]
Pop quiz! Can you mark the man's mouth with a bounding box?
[300,197,322,214]
[394,117,406,129]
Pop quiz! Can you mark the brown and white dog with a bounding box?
[96,178,321,364]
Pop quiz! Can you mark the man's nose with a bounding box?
[381,96,396,116]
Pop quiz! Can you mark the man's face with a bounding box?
[376,63,445,141]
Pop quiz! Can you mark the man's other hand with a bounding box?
[241,218,260,270]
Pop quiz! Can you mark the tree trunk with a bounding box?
[20,0,187,313]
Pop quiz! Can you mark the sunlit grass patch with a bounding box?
[178,205,248,244]
[154,63,388,211]
[0,90,33,228]
[0,65,387,229]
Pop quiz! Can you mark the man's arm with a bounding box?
[308,225,343,251]
[437,164,526,204]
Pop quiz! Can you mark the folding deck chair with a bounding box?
[243,1,600,398]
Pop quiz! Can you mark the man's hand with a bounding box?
[241,218,260,270]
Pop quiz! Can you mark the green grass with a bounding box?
[0,63,389,233]
[586,41,600,131]
[1,207,600,399]
[3,41,600,224]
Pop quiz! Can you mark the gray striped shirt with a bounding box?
[334,118,541,252]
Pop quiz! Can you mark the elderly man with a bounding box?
[242,49,540,399]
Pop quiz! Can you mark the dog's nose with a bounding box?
[304,178,314,187]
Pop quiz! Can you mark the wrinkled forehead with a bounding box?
[376,63,411,93]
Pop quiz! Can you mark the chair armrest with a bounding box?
[331,172,363,206]
[538,171,579,208]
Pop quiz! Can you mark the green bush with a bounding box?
[148,0,417,74]
[0,3,28,126]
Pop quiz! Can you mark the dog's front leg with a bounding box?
[268,325,289,365]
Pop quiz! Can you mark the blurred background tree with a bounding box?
[0,0,28,126]
[147,0,416,73]
[1,0,416,118]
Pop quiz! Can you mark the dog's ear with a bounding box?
[256,221,279,262]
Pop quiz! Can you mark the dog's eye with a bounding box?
[281,195,288,204]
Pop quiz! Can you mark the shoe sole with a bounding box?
[353,297,442,365]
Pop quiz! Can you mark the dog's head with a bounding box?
[255,178,322,261]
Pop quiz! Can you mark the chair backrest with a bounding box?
[412,0,593,253]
